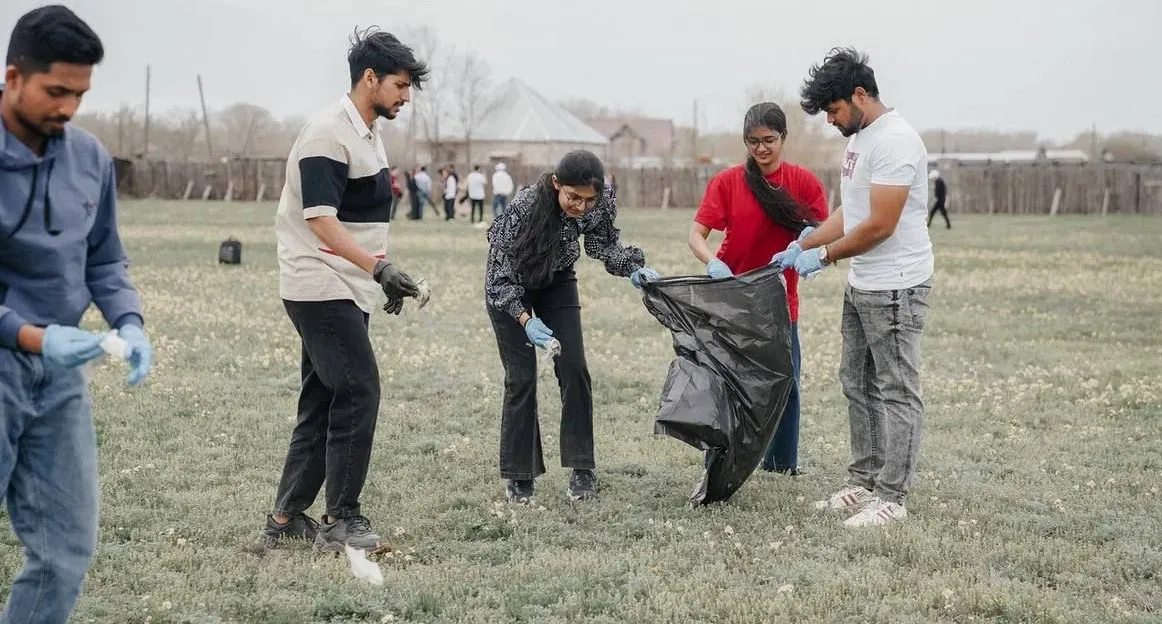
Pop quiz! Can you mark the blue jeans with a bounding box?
[761,322,801,471]
[0,350,99,624]
[492,194,508,219]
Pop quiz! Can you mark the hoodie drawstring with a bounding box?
[1,165,38,242]
[0,159,58,241]
[42,159,59,236]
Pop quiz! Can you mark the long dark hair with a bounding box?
[743,102,819,234]
[511,150,606,289]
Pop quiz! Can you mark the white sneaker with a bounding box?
[812,484,874,511]
[842,498,907,528]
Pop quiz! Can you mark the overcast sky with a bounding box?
[2,0,1155,142]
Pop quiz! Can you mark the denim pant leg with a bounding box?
[840,286,885,492]
[762,323,801,471]
[846,282,931,504]
[1,352,99,624]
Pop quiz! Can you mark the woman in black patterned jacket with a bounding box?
[484,149,660,504]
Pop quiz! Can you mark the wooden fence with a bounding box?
[114,157,1162,216]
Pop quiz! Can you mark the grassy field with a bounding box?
[2,201,1160,623]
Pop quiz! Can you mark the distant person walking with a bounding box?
[467,164,487,223]
[406,167,421,219]
[492,162,514,218]
[927,169,950,229]
[414,165,432,217]
[443,165,458,220]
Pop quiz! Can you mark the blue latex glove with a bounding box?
[706,259,733,279]
[630,267,660,289]
[797,225,816,242]
[523,317,554,348]
[794,247,828,278]
[41,325,108,368]
[117,324,153,386]
[771,242,802,270]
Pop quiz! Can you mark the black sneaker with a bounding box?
[568,469,597,501]
[313,515,382,553]
[506,479,535,504]
[261,513,320,549]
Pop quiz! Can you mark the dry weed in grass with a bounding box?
[1,203,1160,623]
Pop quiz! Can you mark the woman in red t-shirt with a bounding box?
[688,101,829,476]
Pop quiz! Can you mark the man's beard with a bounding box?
[373,102,400,120]
[837,108,865,137]
[15,105,68,138]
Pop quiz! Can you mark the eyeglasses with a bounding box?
[562,189,599,209]
[744,136,781,149]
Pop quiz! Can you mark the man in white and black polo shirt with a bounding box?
[261,27,428,553]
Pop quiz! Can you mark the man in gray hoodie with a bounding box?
[1,6,152,621]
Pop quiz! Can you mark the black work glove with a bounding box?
[373,259,420,300]
[382,295,404,315]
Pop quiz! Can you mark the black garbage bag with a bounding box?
[640,263,795,505]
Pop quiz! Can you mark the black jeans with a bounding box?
[470,199,485,223]
[928,199,950,228]
[487,269,594,480]
[273,299,380,520]
[444,198,456,220]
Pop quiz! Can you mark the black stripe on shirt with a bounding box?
[336,169,392,223]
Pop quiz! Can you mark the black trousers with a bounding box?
[273,299,380,520]
[928,199,950,228]
[444,198,456,220]
[470,199,485,223]
[487,269,594,480]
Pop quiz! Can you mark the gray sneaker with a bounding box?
[313,515,382,552]
[261,513,320,549]
[506,479,535,504]
[568,469,597,501]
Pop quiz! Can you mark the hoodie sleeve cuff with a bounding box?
[0,309,30,351]
[113,313,144,330]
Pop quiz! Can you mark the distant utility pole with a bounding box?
[198,74,214,159]
[691,99,699,163]
[1090,122,1097,159]
[143,65,151,158]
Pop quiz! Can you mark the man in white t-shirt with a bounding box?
[773,47,933,528]
[466,164,488,224]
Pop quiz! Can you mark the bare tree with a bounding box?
[398,24,454,165]
[451,50,499,166]
[214,103,279,157]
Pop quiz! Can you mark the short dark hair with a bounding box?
[6,5,104,74]
[347,26,429,89]
[799,47,878,116]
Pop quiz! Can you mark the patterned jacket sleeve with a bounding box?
[485,187,533,320]
[582,185,646,277]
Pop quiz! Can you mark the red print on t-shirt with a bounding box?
[842,150,859,178]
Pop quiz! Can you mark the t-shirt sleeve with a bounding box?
[694,173,729,231]
[297,136,349,219]
[797,168,830,222]
[869,132,924,186]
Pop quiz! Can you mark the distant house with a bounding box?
[586,116,677,168]
[416,78,609,169]
[928,149,1091,166]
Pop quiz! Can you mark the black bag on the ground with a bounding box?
[218,237,242,264]
[640,262,795,506]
